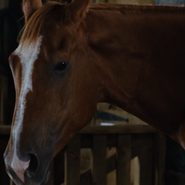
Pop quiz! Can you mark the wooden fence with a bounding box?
[0,125,166,185]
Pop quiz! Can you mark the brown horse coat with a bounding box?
[4,0,185,184]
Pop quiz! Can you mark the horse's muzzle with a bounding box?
[4,150,51,185]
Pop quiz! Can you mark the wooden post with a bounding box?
[0,75,8,125]
[137,134,153,185]
[54,150,65,185]
[92,135,107,185]
[65,135,81,185]
[0,128,11,185]
[116,135,131,185]
[153,132,166,185]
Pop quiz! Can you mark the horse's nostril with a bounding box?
[26,153,39,178]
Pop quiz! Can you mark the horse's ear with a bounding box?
[67,0,91,22]
[22,0,42,22]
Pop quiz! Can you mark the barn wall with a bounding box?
[106,0,154,4]
[99,0,185,4]
[0,0,22,125]
[0,0,8,125]
[155,0,185,5]
[0,0,8,9]
[98,0,154,4]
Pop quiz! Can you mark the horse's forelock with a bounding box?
[20,1,64,48]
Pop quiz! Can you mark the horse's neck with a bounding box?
[85,9,151,118]
[84,6,185,134]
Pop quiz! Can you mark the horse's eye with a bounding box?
[53,61,68,71]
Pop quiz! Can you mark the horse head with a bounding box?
[4,0,102,184]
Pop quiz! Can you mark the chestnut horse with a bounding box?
[4,0,185,184]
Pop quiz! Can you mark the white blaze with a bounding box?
[11,36,43,183]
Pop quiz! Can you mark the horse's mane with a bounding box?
[20,1,185,46]
[90,3,185,12]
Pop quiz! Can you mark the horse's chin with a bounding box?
[24,168,51,185]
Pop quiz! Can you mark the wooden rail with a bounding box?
[0,125,166,185]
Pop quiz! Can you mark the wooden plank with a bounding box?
[0,75,8,126]
[138,142,153,185]
[92,135,107,185]
[106,154,117,174]
[116,134,131,185]
[0,135,10,185]
[153,132,166,185]
[108,0,154,4]
[65,135,81,185]
[93,0,99,3]
[0,125,156,136]
[132,134,154,147]
[54,150,65,185]
[80,125,155,134]
[80,169,93,185]
[0,126,11,135]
